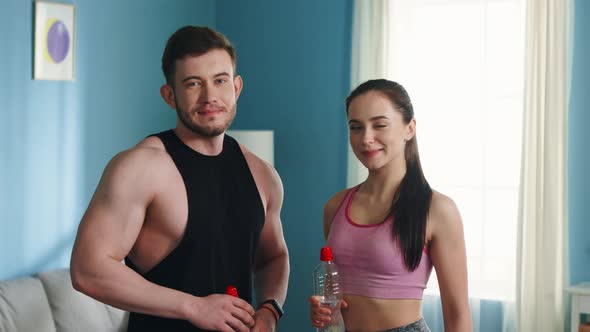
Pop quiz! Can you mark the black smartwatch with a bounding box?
[259,299,284,319]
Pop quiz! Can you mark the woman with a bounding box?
[310,79,472,332]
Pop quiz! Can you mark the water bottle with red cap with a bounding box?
[313,246,345,332]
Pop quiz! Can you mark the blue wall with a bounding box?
[216,0,352,330]
[0,0,215,279]
[569,0,590,285]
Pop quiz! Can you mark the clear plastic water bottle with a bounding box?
[313,246,345,332]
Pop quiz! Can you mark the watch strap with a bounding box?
[258,299,284,319]
[258,305,279,321]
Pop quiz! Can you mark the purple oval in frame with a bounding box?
[47,20,70,63]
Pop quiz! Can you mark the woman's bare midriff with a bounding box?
[342,294,422,332]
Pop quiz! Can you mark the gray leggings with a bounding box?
[383,318,431,332]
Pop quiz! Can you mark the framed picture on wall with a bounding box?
[34,1,76,81]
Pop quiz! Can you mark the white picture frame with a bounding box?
[34,1,76,81]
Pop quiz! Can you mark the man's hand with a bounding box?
[251,307,277,332]
[185,294,255,332]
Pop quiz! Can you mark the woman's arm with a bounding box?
[429,192,472,332]
[310,189,350,329]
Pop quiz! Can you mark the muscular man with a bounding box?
[70,26,289,332]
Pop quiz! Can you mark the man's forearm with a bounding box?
[71,257,194,320]
[254,251,290,305]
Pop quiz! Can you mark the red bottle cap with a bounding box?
[320,246,333,261]
[225,285,238,297]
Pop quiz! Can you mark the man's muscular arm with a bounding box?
[70,143,255,332]
[249,157,290,330]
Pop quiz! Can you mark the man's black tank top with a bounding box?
[124,130,265,331]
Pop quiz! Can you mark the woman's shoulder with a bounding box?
[429,190,464,234]
[430,190,457,210]
[322,187,355,236]
[324,187,356,216]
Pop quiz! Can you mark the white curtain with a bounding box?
[516,0,572,331]
[349,0,528,331]
[347,0,390,188]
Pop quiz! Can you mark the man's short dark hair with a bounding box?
[161,26,237,86]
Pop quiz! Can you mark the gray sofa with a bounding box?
[0,268,128,332]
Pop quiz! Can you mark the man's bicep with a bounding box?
[74,154,152,262]
[79,193,146,260]
[254,171,287,265]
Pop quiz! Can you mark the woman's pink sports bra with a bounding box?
[326,186,432,299]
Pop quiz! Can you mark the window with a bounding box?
[385,0,525,301]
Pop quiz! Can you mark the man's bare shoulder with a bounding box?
[105,136,172,180]
[124,136,168,159]
[135,135,166,151]
[237,143,284,214]
[238,143,281,185]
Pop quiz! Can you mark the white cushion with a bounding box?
[36,269,127,332]
[0,275,56,332]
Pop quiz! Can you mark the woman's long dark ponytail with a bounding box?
[346,79,433,271]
